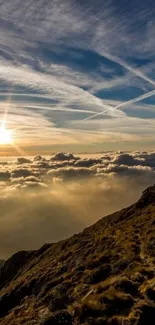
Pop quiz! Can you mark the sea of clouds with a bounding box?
[1,151,155,259]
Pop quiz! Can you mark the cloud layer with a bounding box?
[1,151,155,259]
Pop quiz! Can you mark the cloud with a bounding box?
[51,152,78,161]
[11,175,41,184]
[74,158,102,168]
[0,1,155,150]
[34,155,43,161]
[0,152,155,259]
[0,171,10,180]
[80,89,155,122]
[47,166,95,180]
[11,168,37,178]
[16,157,32,164]
[112,153,145,166]
[98,52,155,87]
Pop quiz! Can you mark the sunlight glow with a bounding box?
[0,124,13,144]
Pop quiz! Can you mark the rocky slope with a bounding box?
[0,185,155,324]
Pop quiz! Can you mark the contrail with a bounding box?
[82,108,110,121]
[82,89,155,122]
[101,52,155,87]
[80,51,155,123]
[115,89,155,109]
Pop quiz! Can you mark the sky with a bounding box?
[0,0,155,154]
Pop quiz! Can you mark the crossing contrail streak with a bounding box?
[82,109,110,121]
[82,89,155,122]
[78,52,155,123]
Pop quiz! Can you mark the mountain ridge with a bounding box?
[0,185,155,324]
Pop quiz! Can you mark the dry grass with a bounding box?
[0,186,155,324]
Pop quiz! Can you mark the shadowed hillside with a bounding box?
[0,260,5,270]
[0,185,155,324]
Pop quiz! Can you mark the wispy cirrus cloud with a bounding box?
[0,0,155,151]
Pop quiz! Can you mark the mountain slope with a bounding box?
[0,186,155,324]
[0,260,5,270]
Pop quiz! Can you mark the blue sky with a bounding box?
[0,0,155,153]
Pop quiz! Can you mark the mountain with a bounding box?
[0,260,5,269]
[0,186,155,325]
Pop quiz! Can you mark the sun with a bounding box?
[0,124,13,144]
